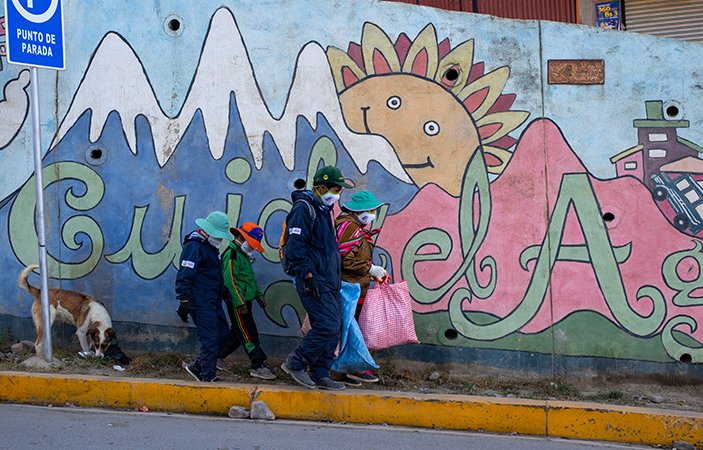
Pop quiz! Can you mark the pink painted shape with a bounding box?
[464,87,489,114]
[487,94,516,115]
[395,33,412,66]
[372,49,392,74]
[347,42,364,72]
[342,67,359,88]
[438,38,451,60]
[467,62,485,84]
[410,49,428,77]
[478,123,502,140]
[378,119,703,341]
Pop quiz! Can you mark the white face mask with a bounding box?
[240,240,255,256]
[357,212,375,226]
[207,236,223,248]
[320,190,340,206]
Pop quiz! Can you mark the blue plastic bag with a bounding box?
[331,281,379,373]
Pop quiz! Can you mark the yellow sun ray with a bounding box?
[457,67,510,120]
[326,46,367,92]
[401,24,439,79]
[361,23,401,76]
[435,39,474,95]
[482,145,513,174]
[476,111,530,144]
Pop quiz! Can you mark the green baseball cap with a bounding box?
[313,165,354,188]
[195,211,232,240]
[343,191,385,212]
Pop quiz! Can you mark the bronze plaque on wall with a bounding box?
[548,60,605,85]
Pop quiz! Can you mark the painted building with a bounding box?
[1,0,703,382]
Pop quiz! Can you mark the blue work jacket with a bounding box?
[285,190,342,294]
[175,231,224,310]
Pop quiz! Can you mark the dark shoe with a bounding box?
[348,371,379,383]
[281,362,316,389]
[204,376,225,382]
[184,362,202,382]
[216,358,231,371]
[339,376,362,387]
[314,377,345,390]
[250,365,277,380]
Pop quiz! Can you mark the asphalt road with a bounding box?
[0,403,653,450]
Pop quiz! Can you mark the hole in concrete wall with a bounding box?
[85,148,105,166]
[163,15,184,37]
[168,19,181,31]
[444,329,458,340]
[680,353,692,365]
[666,105,679,118]
[293,178,306,190]
[602,212,615,222]
[445,68,459,81]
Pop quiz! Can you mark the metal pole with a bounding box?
[30,66,53,362]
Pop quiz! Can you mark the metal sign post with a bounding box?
[5,0,66,362]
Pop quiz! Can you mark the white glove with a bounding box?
[369,265,387,281]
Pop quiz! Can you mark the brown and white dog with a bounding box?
[18,265,116,357]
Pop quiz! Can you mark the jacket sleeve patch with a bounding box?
[181,260,195,268]
[289,227,302,235]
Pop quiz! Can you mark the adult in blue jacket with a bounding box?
[281,165,353,390]
[175,211,232,382]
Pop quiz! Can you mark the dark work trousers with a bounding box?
[189,302,229,381]
[287,289,342,381]
[220,300,267,369]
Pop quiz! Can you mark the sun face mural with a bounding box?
[327,23,529,196]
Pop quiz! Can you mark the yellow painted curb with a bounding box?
[548,401,703,447]
[2,371,702,447]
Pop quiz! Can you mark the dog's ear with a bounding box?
[87,326,99,338]
[105,328,116,340]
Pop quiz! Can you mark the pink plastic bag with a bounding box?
[358,281,419,350]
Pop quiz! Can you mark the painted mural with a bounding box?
[2,1,703,376]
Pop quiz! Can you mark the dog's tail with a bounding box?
[18,265,41,299]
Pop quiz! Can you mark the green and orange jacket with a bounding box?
[222,243,263,308]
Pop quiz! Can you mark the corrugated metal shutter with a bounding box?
[624,0,703,43]
[477,0,577,23]
[381,0,577,23]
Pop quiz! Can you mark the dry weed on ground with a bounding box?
[1,346,702,414]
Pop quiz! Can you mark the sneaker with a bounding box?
[348,371,379,383]
[281,362,316,389]
[314,377,345,390]
[184,362,202,382]
[339,376,362,387]
[216,359,231,371]
[204,376,225,382]
[250,365,277,380]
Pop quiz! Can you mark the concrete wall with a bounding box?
[2,0,703,382]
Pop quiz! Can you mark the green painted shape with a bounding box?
[633,119,689,128]
[520,242,632,270]
[262,280,305,328]
[662,240,703,307]
[678,136,703,154]
[402,150,493,305]
[449,173,665,341]
[661,315,703,362]
[259,199,293,263]
[225,158,252,184]
[306,137,337,185]
[9,162,105,279]
[105,196,185,279]
[416,310,699,363]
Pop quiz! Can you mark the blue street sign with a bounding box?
[4,0,65,70]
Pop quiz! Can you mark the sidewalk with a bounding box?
[1,370,702,447]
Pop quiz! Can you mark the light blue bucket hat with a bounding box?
[195,211,232,240]
[343,191,384,212]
